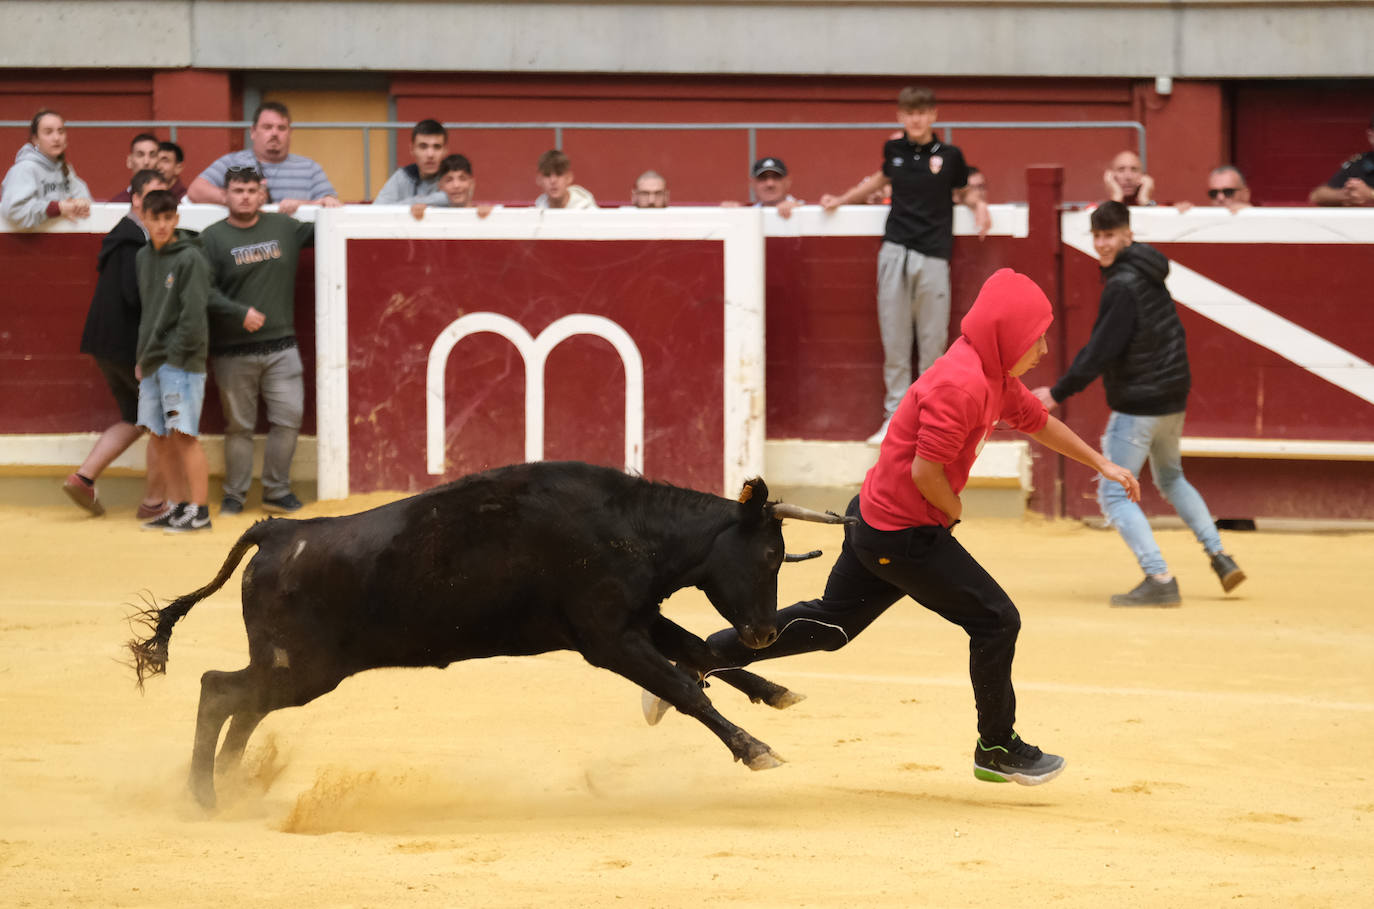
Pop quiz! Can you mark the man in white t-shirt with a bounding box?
[534,149,596,209]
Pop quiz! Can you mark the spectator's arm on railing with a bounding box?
[186,177,227,205]
[819,170,888,212]
[1310,179,1374,207]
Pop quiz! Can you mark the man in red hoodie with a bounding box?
[653,269,1139,786]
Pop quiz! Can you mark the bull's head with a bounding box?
[699,477,854,651]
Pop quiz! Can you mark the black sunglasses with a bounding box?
[1207,187,1239,199]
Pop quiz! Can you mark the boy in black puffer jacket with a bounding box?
[1033,201,1245,607]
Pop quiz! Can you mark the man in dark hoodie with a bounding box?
[63,168,171,518]
[1032,201,1245,607]
[646,269,1141,787]
[135,189,212,533]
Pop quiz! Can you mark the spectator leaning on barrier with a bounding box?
[1308,114,1374,207]
[187,101,341,215]
[1104,150,1154,207]
[1,108,92,228]
[1031,201,1246,607]
[134,189,213,534]
[156,141,189,200]
[534,150,596,209]
[724,157,801,218]
[64,168,172,519]
[109,133,160,202]
[1178,165,1253,214]
[1206,165,1251,210]
[374,119,450,205]
[200,166,315,516]
[818,86,989,444]
[631,170,669,208]
[409,154,494,220]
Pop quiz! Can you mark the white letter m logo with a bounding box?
[426,313,645,476]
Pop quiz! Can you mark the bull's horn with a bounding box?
[771,503,857,525]
[784,549,824,562]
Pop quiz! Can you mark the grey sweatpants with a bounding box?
[211,345,304,502]
[875,240,951,417]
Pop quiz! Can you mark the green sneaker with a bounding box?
[973,733,1065,786]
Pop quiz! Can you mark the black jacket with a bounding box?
[79,215,147,364]
[1051,242,1190,415]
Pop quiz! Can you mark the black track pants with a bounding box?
[705,495,1022,744]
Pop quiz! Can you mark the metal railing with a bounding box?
[1,119,1147,200]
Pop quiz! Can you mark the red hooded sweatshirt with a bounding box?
[860,268,1054,531]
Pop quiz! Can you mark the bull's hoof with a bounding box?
[764,689,806,710]
[189,777,218,813]
[745,749,786,771]
[640,688,672,726]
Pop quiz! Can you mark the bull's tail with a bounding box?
[127,519,277,689]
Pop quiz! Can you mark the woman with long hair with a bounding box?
[1,108,92,228]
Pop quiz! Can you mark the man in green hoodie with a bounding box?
[135,189,212,533]
[201,166,315,515]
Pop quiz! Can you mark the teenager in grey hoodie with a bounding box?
[1,109,92,229]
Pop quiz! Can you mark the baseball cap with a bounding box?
[751,157,788,178]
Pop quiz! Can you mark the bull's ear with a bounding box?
[737,476,770,525]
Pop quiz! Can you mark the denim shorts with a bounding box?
[137,363,206,437]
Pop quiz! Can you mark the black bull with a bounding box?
[128,461,851,809]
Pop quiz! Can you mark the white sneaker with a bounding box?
[866,416,892,445]
[641,688,672,726]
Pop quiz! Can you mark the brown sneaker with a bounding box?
[62,473,104,516]
[136,500,169,520]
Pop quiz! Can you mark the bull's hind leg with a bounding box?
[587,632,784,771]
[191,667,263,810]
[217,710,266,770]
[191,662,347,811]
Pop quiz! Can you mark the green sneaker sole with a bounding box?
[973,761,1065,786]
[974,767,1011,783]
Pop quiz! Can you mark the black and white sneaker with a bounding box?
[973,733,1065,786]
[141,502,182,531]
[165,504,212,534]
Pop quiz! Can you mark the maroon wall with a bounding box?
[1234,80,1374,206]
[343,238,725,493]
[0,231,315,435]
[7,193,1374,520]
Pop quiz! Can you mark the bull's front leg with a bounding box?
[587,631,784,771]
[650,617,806,710]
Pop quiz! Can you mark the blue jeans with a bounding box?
[136,364,206,438]
[1099,410,1222,576]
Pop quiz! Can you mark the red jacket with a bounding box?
[861,268,1053,530]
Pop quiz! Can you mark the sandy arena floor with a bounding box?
[2,490,1371,908]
